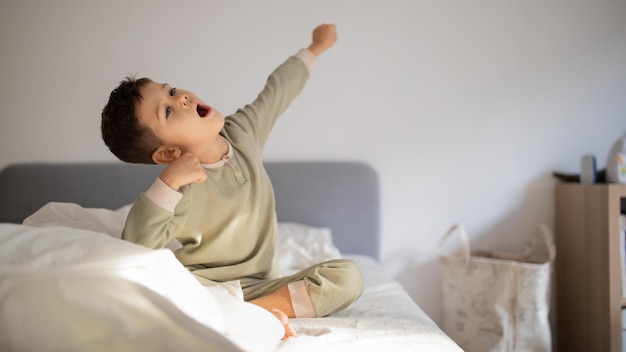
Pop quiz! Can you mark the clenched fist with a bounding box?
[307,24,337,56]
[159,153,207,191]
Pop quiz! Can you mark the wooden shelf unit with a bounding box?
[555,183,626,352]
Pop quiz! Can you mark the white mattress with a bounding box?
[277,255,462,351]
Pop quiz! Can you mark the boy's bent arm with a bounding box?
[121,182,185,249]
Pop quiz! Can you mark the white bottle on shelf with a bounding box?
[606,132,626,183]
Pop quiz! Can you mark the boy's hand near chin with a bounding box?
[307,24,337,56]
[159,153,207,191]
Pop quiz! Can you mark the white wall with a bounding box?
[1,0,625,324]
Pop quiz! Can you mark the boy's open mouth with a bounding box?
[195,102,211,118]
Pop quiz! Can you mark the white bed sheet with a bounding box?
[277,255,462,352]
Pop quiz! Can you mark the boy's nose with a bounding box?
[178,94,189,107]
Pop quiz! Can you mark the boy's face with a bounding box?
[136,81,225,161]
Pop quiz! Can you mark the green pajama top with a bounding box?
[122,52,312,286]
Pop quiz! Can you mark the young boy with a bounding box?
[101,24,363,338]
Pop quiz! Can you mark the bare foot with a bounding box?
[270,308,295,340]
[250,286,296,318]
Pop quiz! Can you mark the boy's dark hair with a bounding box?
[101,76,161,164]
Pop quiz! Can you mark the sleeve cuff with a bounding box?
[295,49,317,71]
[288,280,316,318]
[144,178,183,213]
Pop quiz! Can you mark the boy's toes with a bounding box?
[270,309,295,340]
[283,323,296,339]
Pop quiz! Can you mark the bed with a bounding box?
[0,161,462,352]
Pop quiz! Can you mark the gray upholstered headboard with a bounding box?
[0,161,380,259]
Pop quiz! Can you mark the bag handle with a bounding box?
[522,224,556,263]
[439,223,556,265]
[438,223,471,265]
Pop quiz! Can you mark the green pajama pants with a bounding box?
[241,259,364,317]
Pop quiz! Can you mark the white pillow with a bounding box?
[24,202,342,272]
[276,222,342,274]
[23,202,131,238]
[23,202,185,251]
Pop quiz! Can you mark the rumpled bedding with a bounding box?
[0,224,283,352]
[0,202,463,351]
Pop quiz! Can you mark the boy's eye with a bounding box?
[164,87,176,118]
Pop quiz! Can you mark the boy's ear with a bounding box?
[152,146,182,164]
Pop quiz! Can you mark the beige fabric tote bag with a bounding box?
[439,223,555,352]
